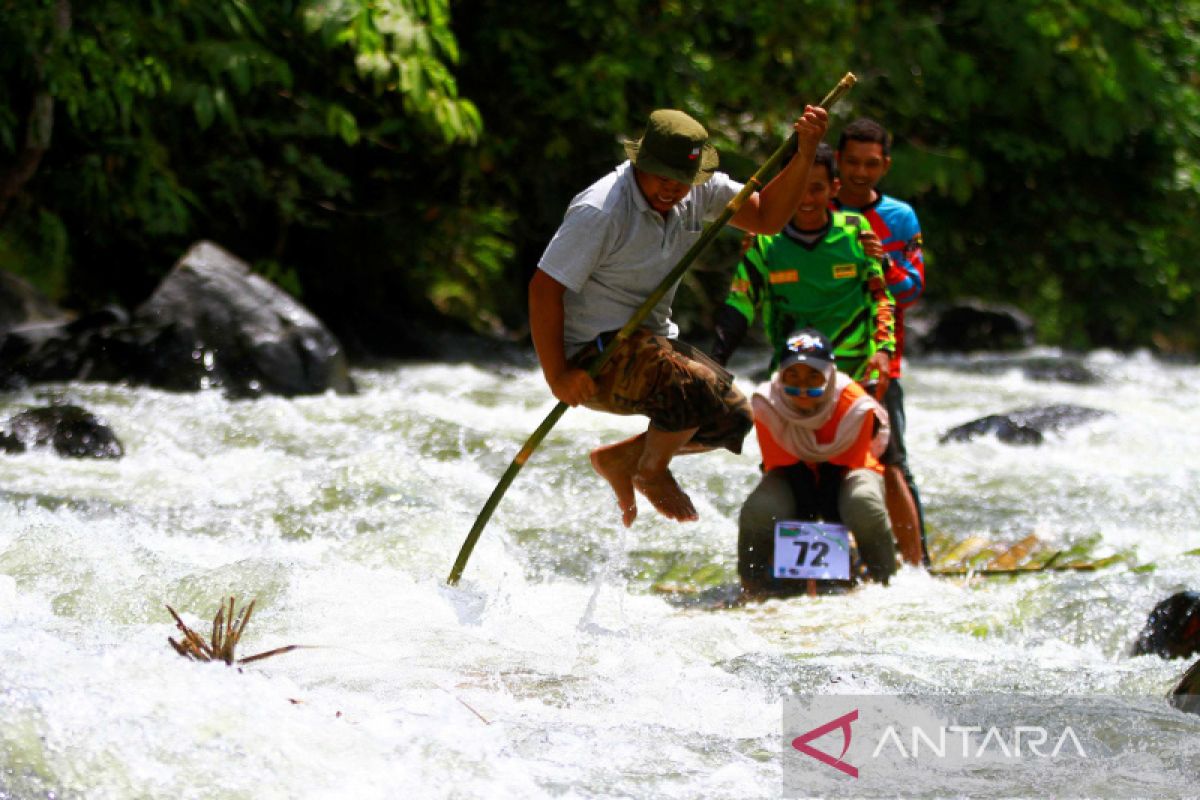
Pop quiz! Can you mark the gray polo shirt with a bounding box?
[538,161,742,356]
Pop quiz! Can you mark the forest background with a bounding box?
[2,0,1198,357]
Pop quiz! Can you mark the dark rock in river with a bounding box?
[0,404,124,459]
[1019,357,1101,385]
[909,299,1036,353]
[938,404,1112,446]
[915,354,1102,385]
[0,305,129,388]
[0,242,355,398]
[1131,591,1200,660]
[128,241,355,398]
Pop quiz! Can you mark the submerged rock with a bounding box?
[908,299,1036,354]
[1019,357,1101,385]
[926,355,1101,385]
[0,404,124,459]
[938,404,1112,446]
[1131,591,1200,660]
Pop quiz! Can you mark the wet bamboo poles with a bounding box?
[447,74,858,586]
[926,532,1127,578]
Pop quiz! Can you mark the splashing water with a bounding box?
[1,348,1198,798]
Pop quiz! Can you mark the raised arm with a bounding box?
[730,106,829,234]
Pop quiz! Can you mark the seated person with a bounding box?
[739,328,896,597]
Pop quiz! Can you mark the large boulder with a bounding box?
[908,299,1035,354]
[0,404,123,459]
[1131,591,1200,660]
[0,242,355,398]
[938,404,1111,446]
[129,241,354,398]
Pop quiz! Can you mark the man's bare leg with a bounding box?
[591,426,709,525]
[632,425,701,522]
[590,434,645,527]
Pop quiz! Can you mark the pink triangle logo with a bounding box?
[791,709,859,778]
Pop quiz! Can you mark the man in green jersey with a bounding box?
[711,143,895,382]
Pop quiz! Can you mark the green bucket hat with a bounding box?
[623,109,719,186]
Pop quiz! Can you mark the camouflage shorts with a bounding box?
[569,328,753,454]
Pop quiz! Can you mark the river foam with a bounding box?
[1,350,1197,798]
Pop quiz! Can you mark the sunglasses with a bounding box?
[782,385,825,398]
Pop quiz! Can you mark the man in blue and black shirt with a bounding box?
[833,118,927,563]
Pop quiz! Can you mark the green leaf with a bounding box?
[193,86,215,129]
[325,103,360,145]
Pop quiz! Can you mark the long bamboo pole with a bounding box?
[447,73,858,586]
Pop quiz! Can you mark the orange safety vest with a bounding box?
[755,381,884,474]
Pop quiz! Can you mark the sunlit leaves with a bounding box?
[1,0,483,328]
[302,0,480,144]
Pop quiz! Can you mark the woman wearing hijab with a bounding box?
[739,328,897,596]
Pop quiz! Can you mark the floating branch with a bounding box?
[167,597,310,666]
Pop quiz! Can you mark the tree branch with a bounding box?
[0,0,72,222]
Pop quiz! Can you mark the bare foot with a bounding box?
[632,467,698,522]
[590,444,639,527]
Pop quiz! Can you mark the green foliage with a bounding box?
[301,0,481,144]
[841,0,1200,349]
[410,204,517,335]
[0,0,486,351]
[253,257,303,298]
[1,0,1198,354]
[0,202,70,297]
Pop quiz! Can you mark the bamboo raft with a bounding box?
[926,531,1127,577]
[647,530,1131,596]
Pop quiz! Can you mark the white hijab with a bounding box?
[751,370,889,463]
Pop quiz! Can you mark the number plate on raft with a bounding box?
[773,522,851,580]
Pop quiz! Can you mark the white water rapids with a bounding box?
[0,348,1198,798]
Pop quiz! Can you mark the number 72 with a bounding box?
[793,540,830,567]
